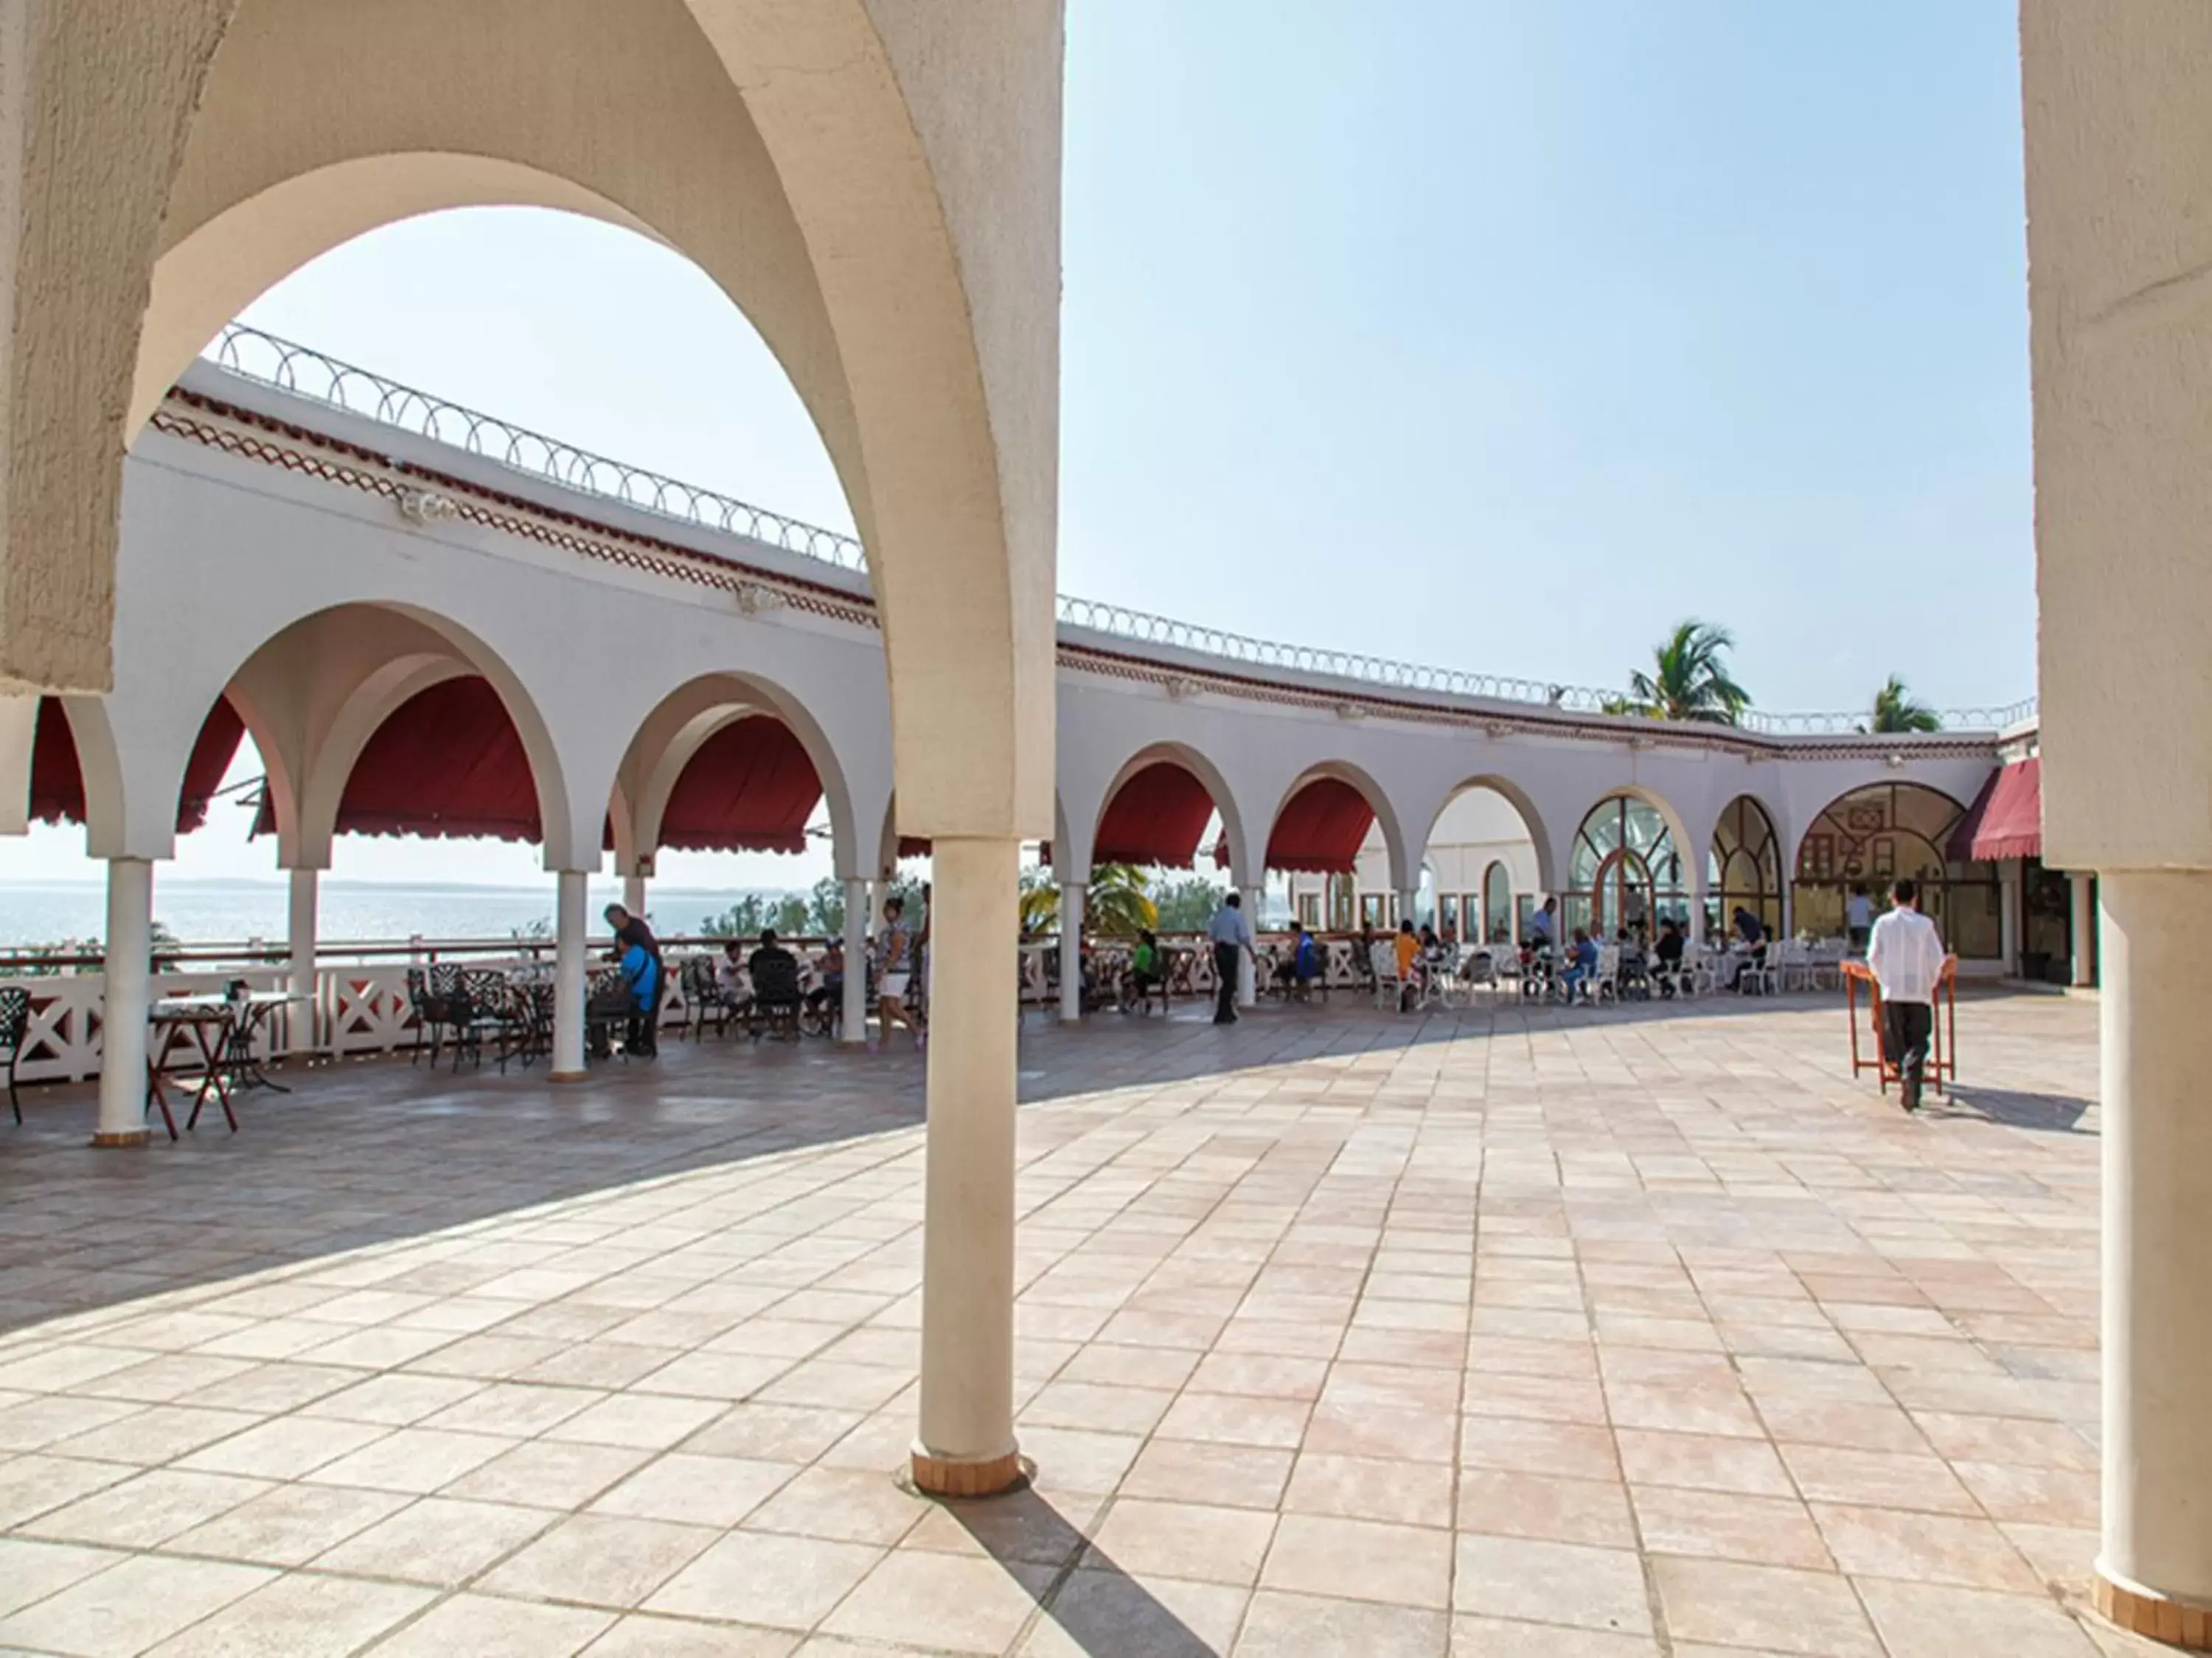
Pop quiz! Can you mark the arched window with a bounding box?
[1708,796,1782,940]
[1792,783,2000,959]
[1483,861,1513,943]
[1567,796,1688,938]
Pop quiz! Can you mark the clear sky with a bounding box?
[4,0,2033,895]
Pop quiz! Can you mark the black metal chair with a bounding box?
[748,950,804,1042]
[0,986,29,1123]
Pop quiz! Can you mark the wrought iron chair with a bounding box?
[747,949,804,1042]
[0,985,29,1123]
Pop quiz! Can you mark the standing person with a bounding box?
[1846,884,1874,953]
[1528,896,1559,948]
[1652,918,1686,997]
[875,895,922,1050]
[616,934,660,1058]
[604,903,663,1056]
[1208,891,1254,1026]
[1291,923,1320,1002]
[1866,878,1946,1111]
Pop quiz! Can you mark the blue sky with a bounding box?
[6,0,2033,892]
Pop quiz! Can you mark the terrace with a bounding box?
[0,989,2116,1657]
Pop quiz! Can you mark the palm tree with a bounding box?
[1868,675,1940,733]
[1624,620,1750,724]
[1018,863,1158,937]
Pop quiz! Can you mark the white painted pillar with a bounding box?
[1059,881,1085,1023]
[1397,888,1419,929]
[2000,859,2023,977]
[2070,872,2096,987]
[869,878,888,937]
[1237,885,1262,1007]
[2098,873,2212,1630]
[912,836,1022,1496]
[286,867,319,1057]
[94,858,154,1147]
[551,870,588,1081]
[841,878,869,1045]
[622,871,647,920]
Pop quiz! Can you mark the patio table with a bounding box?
[222,990,310,1095]
[146,997,235,1137]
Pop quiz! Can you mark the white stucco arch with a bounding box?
[1417,773,1557,895]
[1067,740,1250,887]
[1262,759,1413,898]
[611,670,863,882]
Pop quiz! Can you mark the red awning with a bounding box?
[1096,761,1215,868]
[29,696,246,834]
[1218,775,1377,874]
[1949,757,2042,863]
[332,676,542,842]
[656,716,821,855]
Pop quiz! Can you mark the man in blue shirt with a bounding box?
[1208,892,1255,1025]
[618,939,660,1058]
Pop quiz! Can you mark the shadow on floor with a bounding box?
[947,1485,1219,1657]
[1925,1085,2095,1135]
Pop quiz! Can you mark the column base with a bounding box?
[548,1069,588,1085]
[2098,1572,2212,1649]
[90,1130,150,1148]
[910,1444,1025,1499]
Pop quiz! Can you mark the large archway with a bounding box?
[1418,778,1546,946]
[1793,781,1999,960]
[1245,764,1407,929]
[1708,794,1784,941]
[1565,792,1691,939]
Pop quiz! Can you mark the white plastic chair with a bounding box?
[1370,941,1401,1010]
[1591,943,1621,1003]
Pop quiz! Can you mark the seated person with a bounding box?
[1124,929,1163,1012]
[1652,918,1686,996]
[1615,927,1649,997]
[619,938,661,1057]
[1730,906,1767,991]
[1393,920,1422,1010]
[748,929,804,1017]
[1559,928,1599,1002]
[806,939,845,1016]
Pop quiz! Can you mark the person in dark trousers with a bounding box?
[604,903,663,1056]
[1208,891,1255,1025]
[1867,878,1947,1111]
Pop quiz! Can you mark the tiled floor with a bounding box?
[0,988,2152,1655]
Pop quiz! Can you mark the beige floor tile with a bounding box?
[1809,1502,2042,1590]
[442,1438,654,1510]
[296,1373,487,1427]
[1453,1534,1651,1636]
[740,1466,928,1545]
[1232,1588,1448,1657]
[1614,1429,1794,1496]
[313,1496,560,1586]
[1853,1577,2100,1657]
[420,1381,605,1437]
[1122,1437,1293,1510]
[1154,1390,1311,1449]
[358,1592,614,1657]
[24,1468,271,1548]
[1022,1381,1176,1436]
[1301,1401,1457,1463]
[1017,1567,1245,1657]
[1087,1497,1277,1586]
[140,1570,435,1658]
[1281,1450,1452,1527]
[680,1405,864,1464]
[0,1537,125,1618]
[1457,1469,1637,1547]
[1458,1415,1620,1482]
[1779,1443,1979,1515]
[548,1395,728,1451]
[0,1553,274,1658]
[1650,1555,1882,1657]
[0,1455,133,1529]
[175,1415,392,1480]
[647,1530,883,1630]
[1260,1513,1452,1609]
[304,1426,515,1494]
[1449,1619,1662,1656]
[1630,1487,1834,1569]
[164,1482,411,1567]
[48,1404,261,1466]
[480,1512,719,1609]
[581,1612,799,1656]
[588,1453,794,1530]
[1950,1460,2100,1527]
[820,1550,1052,1654]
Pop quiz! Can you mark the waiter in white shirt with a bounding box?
[1206,892,1255,1027]
[1865,878,1947,1111]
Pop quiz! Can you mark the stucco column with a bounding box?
[2071,872,2096,987]
[2098,873,2212,1643]
[1238,885,1263,1007]
[94,858,154,1147]
[841,878,869,1045]
[551,870,588,1082]
[912,836,1022,1496]
[286,867,319,1057]
[2000,860,2022,977]
[1397,888,1419,929]
[622,871,647,920]
[1059,881,1085,1023]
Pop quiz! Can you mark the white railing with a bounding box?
[197,326,2036,739]
[207,326,869,574]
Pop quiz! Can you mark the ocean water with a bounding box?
[0,879,804,948]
